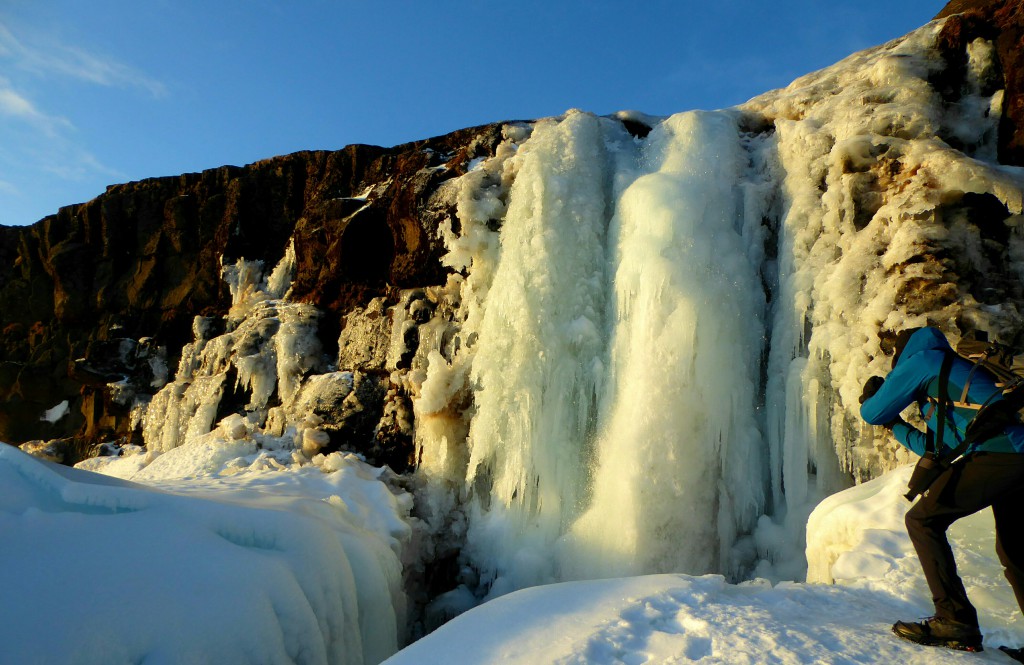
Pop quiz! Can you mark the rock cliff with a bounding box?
[1,0,1023,480]
[936,0,1024,163]
[0,125,505,463]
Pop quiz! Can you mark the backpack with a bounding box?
[904,335,1024,500]
[953,334,1024,444]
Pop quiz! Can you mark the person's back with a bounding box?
[859,326,1024,658]
[861,326,1024,456]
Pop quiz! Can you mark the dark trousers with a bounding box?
[905,452,1024,626]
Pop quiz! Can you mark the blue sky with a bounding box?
[1,1,945,227]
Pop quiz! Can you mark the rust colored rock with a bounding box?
[936,0,1024,164]
[289,124,505,312]
[0,122,508,447]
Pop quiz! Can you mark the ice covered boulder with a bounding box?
[0,442,409,665]
[806,464,1024,645]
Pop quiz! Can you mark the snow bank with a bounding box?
[807,464,1024,648]
[384,573,980,665]
[384,464,1024,664]
[0,442,409,665]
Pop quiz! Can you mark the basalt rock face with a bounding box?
[0,123,506,457]
[2,0,1023,471]
[936,0,1024,164]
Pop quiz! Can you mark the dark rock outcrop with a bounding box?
[1,0,1022,461]
[936,0,1024,164]
[0,123,506,448]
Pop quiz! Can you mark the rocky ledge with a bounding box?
[0,123,506,463]
[1,0,1023,473]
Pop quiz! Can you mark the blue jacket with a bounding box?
[860,327,1024,456]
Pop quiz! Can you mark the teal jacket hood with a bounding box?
[896,327,953,367]
[864,326,1024,455]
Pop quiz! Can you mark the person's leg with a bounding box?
[900,453,1024,648]
[904,463,981,625]
[991,460,1024,614]
[989,455,1024,662]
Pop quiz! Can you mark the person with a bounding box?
[859,326,1024,658]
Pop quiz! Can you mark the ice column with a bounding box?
[424,110,773,597]
[563,111,768,580]
[460,110,615,595]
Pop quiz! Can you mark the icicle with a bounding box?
[459,110,616,594]
[562,111,767,581]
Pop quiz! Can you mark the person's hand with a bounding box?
[859,376,885,404]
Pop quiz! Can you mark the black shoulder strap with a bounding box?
[937,351,985,462]
[927,353,954,456]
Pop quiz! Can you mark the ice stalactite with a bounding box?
[561,111,769,582]
[458,110,618,595]
[413,109,774,599]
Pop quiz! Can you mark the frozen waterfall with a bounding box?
[411,21,1024,601]
[458,111,613,595]
[561,111,769,583]
[415,109,785,598]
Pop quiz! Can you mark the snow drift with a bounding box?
[0,441,409,665]
[383,466,1024,664]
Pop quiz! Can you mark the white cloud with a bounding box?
[0,16,154,200]
[40,148,126,183]
[0,76,73,136]
[0,21,166,98]
[0,84,36,116]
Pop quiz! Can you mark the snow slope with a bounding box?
[6,437,1024,664]
[0,442,410,665]
[384,466,1024,664]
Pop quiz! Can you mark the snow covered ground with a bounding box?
[5,438,1024,664]
[385,466,1024,665]
[0,442,411,665]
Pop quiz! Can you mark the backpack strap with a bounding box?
[904,353,964,502]
[937,351,995,462]
[925,353,954,456]
[960,347,995,403]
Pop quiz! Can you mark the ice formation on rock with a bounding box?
[139,242,341,464]
[61,12,1024,646]
[407,17,1024,606]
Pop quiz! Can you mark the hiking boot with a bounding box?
[1001,646,1024,663]
[892,616,983,652]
